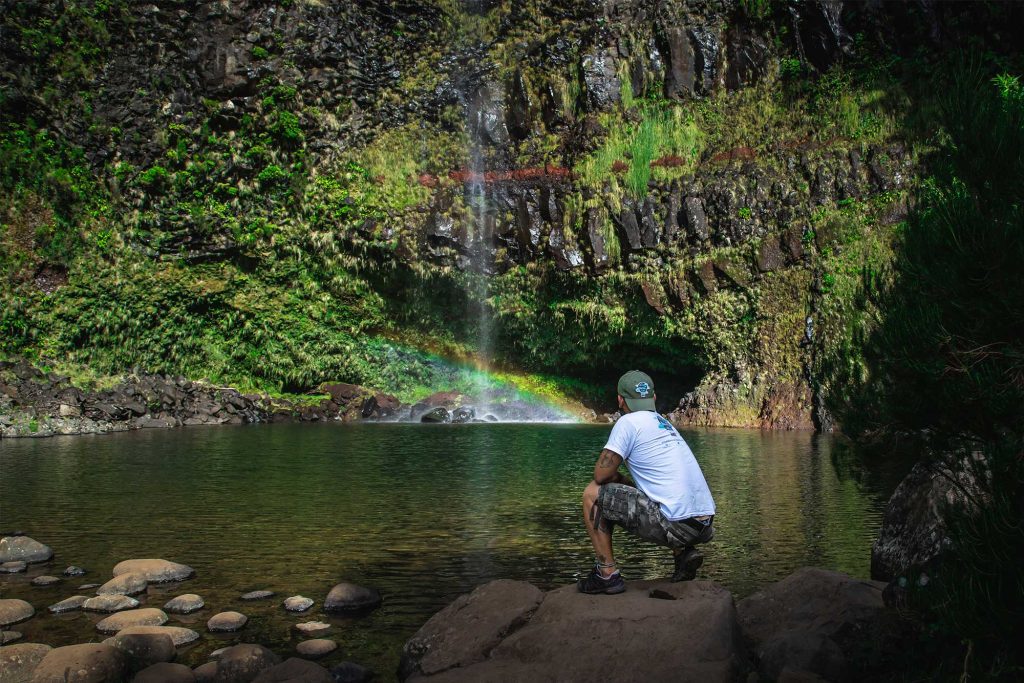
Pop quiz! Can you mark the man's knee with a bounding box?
[583,480,601,504]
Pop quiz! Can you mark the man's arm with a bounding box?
[593,448,628,485]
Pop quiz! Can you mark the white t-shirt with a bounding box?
[604,411,716,521]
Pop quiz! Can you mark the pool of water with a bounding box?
[0,423,893,677]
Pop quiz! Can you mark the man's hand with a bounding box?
[593,448,625,485]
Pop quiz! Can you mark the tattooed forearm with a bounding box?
[597,450,614,468]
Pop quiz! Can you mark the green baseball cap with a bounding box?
[617,370,656,412]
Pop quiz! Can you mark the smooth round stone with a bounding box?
[31,643,128,683]
[31,575,60,587]
[83,594,139,613]
[323,583,382,613]
[63,566,87,577]
[113,624,200,647]
[293,620,331,635]
[329,661,375,683]
[253,658,333,682]
[0,560,27,573]
[1,630,23,644]
[164,593,205,614]
[0,643,52,682]
[240,590,275,601]
[0,536,53,564]
[215,644,280,681]
[193,661,218,682]
[112,558,195,583]
[0,599,34,627]
[49,595,88,613]
[95,607,168,634]
[96,572,147,596]
[207,611,248,632]
[283,596,314,612]
[105,631,176,670]
[134,662,197,683]
[296,639,337,658]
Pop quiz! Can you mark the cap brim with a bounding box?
[623,396,657,412]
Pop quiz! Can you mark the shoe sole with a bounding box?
[671,551,704,582]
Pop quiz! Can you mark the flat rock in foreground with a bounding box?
[0,643,52,683]
[29,643,128,683]
[401,579,744,682]
[112,558,195,583]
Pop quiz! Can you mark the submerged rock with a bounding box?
[0,536,53,564]
[241,590,275,601]
[30,575,60,587]
[323,583,382,614]
[293,621,331,635]
[1,630,23,644]
[296,639,336,658]
[1,561,27,573]
[63,566,87,577]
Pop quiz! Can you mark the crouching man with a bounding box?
[579,370,716,594]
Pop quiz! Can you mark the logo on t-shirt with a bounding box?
[656,414,680,438]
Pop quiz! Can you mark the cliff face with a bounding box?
[0,1,1016,422]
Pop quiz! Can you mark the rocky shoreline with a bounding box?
[0,358,574,439]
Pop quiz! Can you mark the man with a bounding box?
[578,370,716,594]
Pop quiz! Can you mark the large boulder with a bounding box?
[0,643,51,683]
[0,536,53,564]
[105,631,176,672]
[212,644,281,683]
[401,579,743,682]
[0,598,35,627]
[111,559,195,583]
[251,658,333,683]
[95,608,169,634]
[29,643,128,683]
[323,583,382,614]
[737,567,894,680]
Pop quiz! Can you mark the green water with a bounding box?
[0,423,892,677]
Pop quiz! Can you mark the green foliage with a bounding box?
[737,207,753,220]
[257,164,289,185]
[252,45,269,60]
[138,165,169,187]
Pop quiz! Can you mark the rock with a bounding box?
[133,662,196,683]
[419,407,450,424]
[30,643,128,683]
[95,608,169,634]
[401,579,742,681]
[30,575,60,587]
[252,658,333,683]
[83,594,140,612]
[210,648,229,659]
[208,611,248,632]
[756,238,786,272]
[79,583,100,590]
[105,631,176,671]
[737,567,891,681]
[293,621,331,635]
[1,561,27,573]
[0,599,35,627]
[2,630,23,644]
[48,595,88,613]
[323,583,381,614]
[164,594,205,614]
[295,639,336,658]
[241,590,275,601]
[97,572,148,596]
[193,661,218,682]
[662,26,695,99]
[282,596,314,612]
[329,662,375,683]
[683,196,709,243]
[63,566,87,577]
[0,536,53,564]
[111,559,194,583]
[112,625,200,647]
[581,48,620,110]
[213,644,281,683]
[0,643,51,683]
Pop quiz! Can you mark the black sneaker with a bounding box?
[671,548,704,582]
[577,566,626,594]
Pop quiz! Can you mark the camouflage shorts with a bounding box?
[595,483,714,549]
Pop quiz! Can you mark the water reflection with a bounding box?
[0,424,890,674]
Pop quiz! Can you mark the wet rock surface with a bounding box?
[95,607,169,634]
[207,611,248,633]
[0,643,52,683]
[282,596,314,613]
[113,558,195,583]
[96,572,148,596]
[48,595,89,614]
[111,625,200,647]
[0,598,35,627]
[295,639,337,659]
[323,583,382,614]
[83,594,140,613]
[0,536,53,564]
[30,643,128,683]
[164,593,205,614]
